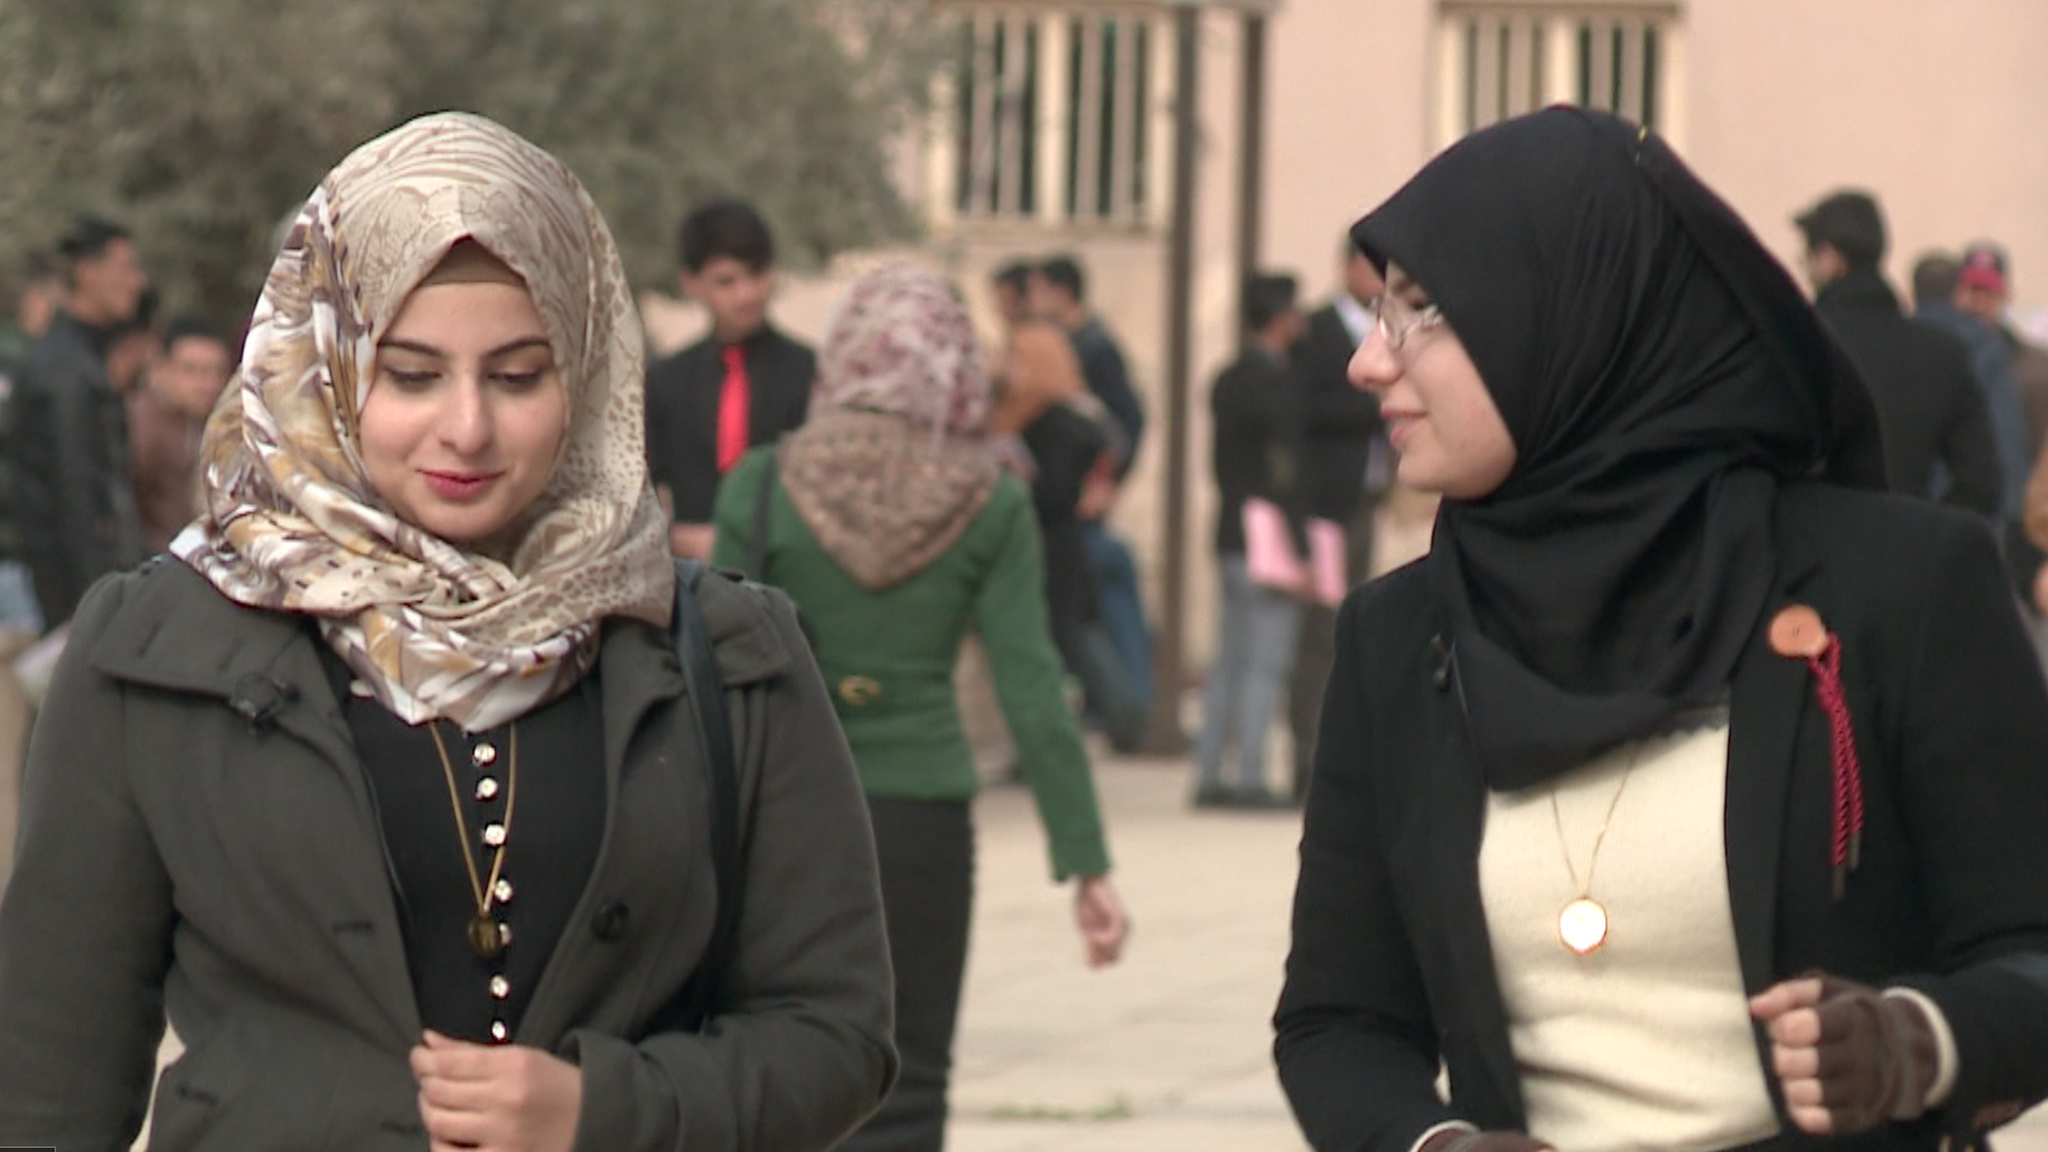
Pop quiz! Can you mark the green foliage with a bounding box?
[0,0,944,326]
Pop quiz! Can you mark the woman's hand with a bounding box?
[1074,874,1130,968]
[1749,975,1939,1136]
[411,1030,584,1152]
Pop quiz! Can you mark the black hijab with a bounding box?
[1351,107,1884,791]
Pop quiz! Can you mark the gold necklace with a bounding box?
[428,722,518,962]
[1548,742,1641,956]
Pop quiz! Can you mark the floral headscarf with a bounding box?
[775,263,1002,590]
[171,111,674,732]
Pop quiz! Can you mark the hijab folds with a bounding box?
[173,111,674,733]
[777,262,1002,590]
[1351,107,1885,790]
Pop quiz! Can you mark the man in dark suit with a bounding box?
[1796,191,2000,517]
[645,200,815,560]
[1285,241,1389,797]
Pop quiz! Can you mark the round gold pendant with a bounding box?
[468,915,506,961]
[1558,898,1609,955]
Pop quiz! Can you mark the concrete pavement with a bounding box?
[944,747,2048,1152]
[948,752,1309,1152]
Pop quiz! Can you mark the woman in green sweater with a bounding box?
[711,262,1128,1152]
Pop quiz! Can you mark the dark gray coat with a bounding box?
[0,560,897,1151]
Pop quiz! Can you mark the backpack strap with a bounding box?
[671,558,742,1031]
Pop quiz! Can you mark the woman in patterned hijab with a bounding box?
[0,112,895,1151]
[175,110,675,731]
[712,263,1128,1152]
[771,263,1006,589]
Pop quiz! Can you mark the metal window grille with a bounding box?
[1441,3,1678,136]
[950,7,1162,226]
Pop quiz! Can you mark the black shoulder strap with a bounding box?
[671,558,742,1031]
[746,453,777,581]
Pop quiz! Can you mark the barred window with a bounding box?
[946,6,1167,227]
[1437,2,1681,140]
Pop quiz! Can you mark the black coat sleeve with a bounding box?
[1880,513,2048,1132]
[1933,341,2004,518]
[1275,586,1465,1152]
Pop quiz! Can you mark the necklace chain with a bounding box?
[1549,742,1641,900]
[428,722,519,923]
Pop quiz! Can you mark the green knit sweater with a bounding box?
[710,448,1111,881]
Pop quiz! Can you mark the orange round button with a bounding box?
[1768,604,1829,659]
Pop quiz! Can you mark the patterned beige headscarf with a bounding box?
[172,111,674,732]
[777,263,1002,590]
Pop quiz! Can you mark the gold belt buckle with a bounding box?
[837,675,882,706]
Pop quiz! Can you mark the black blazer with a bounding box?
[645,324,815,524]
[1290,304,1386,522]
[1275,482,2048,1152]
[1814,271,2002,518]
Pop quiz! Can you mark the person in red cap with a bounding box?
[1957,243,2048,470]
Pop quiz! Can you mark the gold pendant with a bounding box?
[468,914,506,961]
[1558,897,1608,955]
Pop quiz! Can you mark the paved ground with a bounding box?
[947,752,1309,1152]
[944,747,2048,1152]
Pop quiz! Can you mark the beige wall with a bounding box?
[1256,0,2048,317]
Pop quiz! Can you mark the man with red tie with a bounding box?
[645,199,816,559]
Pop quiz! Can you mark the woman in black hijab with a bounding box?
[1274,107,2048,1152]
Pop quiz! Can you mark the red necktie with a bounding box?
[715,344,750,474]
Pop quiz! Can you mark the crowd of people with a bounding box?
[1,99,2047,1152]
[0,218,235,893]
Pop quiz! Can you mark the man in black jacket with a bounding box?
[1286,241,1389,796]
[1796,191,2000,517]
[12,216,150,629]
[1194,273,1308,808]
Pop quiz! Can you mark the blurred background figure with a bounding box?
[1026,255,1154,746]
[990,259,1035,330]
[0,253,63,369]
[1193,272,1307,810]
[1954,244,2048,468]
[0,251,63,635]
[713,261,1128,1152]
[1797,191,2000,517]
[0,251,65,898]
[11,215,150,633]
[983,261,1144,757]
[1910,248,2033,527]
[128,316,233,553]
[645,199,815,561]
[1287,237,1391,799]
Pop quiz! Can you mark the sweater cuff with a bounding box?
[1883,986,1959,1109]
[1410,1119,1481,1152]
[1048,834,1111,882]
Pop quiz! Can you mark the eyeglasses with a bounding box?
[1368,294,1446,350]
